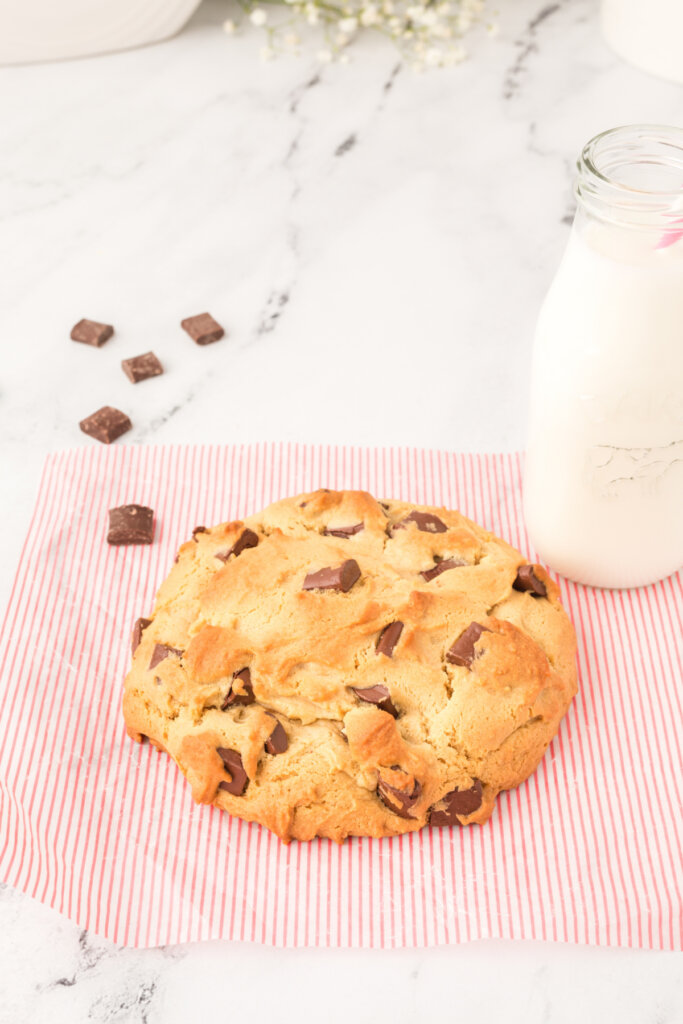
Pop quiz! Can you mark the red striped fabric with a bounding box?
[0,443,681,949]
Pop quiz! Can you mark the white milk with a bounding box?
[524,128,683,589]
[602,0,683,85]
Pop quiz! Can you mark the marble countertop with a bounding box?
[1,0,682,1019]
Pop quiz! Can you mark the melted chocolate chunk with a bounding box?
[217,748,248,796]
[420,558,466,582]
[302,558,360,593]
[323,523,365,539]
[107,504,154,545]
[81,406,132,445]
[513,565,548,598]
[377,766,422,818]
[131,617,152,655]
[265,717,288,755]
[394,511,447,534]
[222,668,255,709]
[446,623,490,668]
[352,685,398,718]
[376,621,403,657]
[430,780,483,826]
[192,526,208,540]
[148,643,183,671]
[180,312,225,346]
[121,351,163,383]
[215,528,259,562]
[70,319,114,347]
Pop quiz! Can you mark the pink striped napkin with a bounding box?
[0,444,681,950]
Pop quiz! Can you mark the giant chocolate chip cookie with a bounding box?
[123,489,577,842]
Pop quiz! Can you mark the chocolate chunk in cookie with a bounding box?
[217,748,248,796]
[81,406,132,445]
[71,319,113,347]
[181,312,225,346]
[215,528,259,562]
[395,511,447,534]
[148,643,183,671]
[131,617,152,655]
[513,565,548,598]
[377,766,421,818]
[323,523,365,539]
[107,504,154,545]
[302,559,360,593]
[265,718,288,755]
[430,780,483,825]
[222,668,255,709]
[421,558,466,582]
[376,621,403,657]
[121,351,163,383]
[352,685,398,718]
[446,623,490,668]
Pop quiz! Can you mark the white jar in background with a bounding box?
[601,0,683,84]
[524,125,683,589]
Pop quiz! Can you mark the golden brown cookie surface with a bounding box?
[122,489,577,842]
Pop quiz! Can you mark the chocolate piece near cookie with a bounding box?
[215,528,259,562]
[121,351,163,383]
[420,557,466,582]
[513,565,548,598]
[107,504,154,545]
[446,622,491,667]
[131,617,152,655]
[323,523,365,539]
[222,668,255,709]
[376,621,403,657]
[148,643,183,671]
[302,559,360,593]
[352,685,398,718]
[70,319,114,347]
[265,718,288,755]
[217,748,248,795]
[430,780,483,826]
[80,406,131,444]
[180,312,224,346]
[377,767,421,818]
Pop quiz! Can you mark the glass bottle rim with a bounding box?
[575,124,683,230]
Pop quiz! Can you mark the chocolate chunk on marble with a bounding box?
[222,668,255,709]
[377,767,421,818]
[215,528,259,562]
[121,351,163,383]
[376,621,403,657]
[265,718,289,755]
[430,780,483,826]
[513,565,548,598]
[420,557,466,582]
[70,319,113,347]
[395,511,447,534]
[131,617,152,655]
[302,558,360,593]
[148,643,183,671]
[323,523,364,539]
[80,406,131,444]
[107,504,154,545]
[446,622,490,668]
[217,748,248,796]
[352,685,398,718]
[180,312,224,346]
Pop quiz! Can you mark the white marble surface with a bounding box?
[1,0,682,1019]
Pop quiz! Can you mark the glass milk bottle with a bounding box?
[524,125,683,589]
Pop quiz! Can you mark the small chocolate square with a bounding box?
[107,505,155,545]
[180,313,225,346]
[79,406,132,444]
[121,351,163,384]
[71,319,114,347]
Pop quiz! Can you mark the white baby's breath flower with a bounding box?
[382,0,394,13]
[306,3,320,23]
[339,16,358,33]
[317,48,333,62]
[406,5,421,20]
[260,45,275,60]
[388,15,402,32]
[425,46,442,66]
[486,21,499,36]
[284,31,300,46]
[250,7,268,25]
[339,53,351,64]
[222,18,236,34]
[437,1,451,13]
[360,4,380,26]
